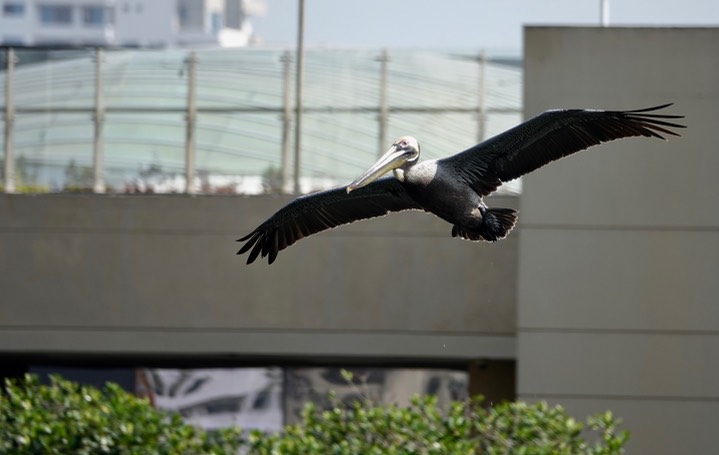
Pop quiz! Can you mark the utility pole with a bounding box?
[92,48,106,193]
[477,49,487,143]
[280,50,293,193]
[600,0,610,27]
[293,0,305,194]
[377,49,389,157]
[184,51,197,194]
[3,49,15,193]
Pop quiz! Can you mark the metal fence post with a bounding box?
[377,49,389,157]
[293,0,305,195]
[280,50,292,194]
[92,48,105,193]
[600,0,610,27]
[184,51,197,194]
[3,48,16,193]
[477,49,487,143]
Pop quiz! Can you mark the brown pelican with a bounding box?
[238,104,684,264]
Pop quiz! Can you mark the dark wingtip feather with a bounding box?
[237,231,255,241]
[247,238,264,264]
[623,103,686,123]
[268,249,278,265]
[237,232,259,255]
[625,103,674,113]
[622,104,686,140]
[268,232,279,264]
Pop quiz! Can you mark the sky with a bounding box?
[252,0,719,52]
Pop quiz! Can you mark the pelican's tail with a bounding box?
[480,207,518,241]
[451,207,518,242]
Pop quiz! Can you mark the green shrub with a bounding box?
[248,394,629,455]
[0,184,51,193]
[0,374,241,455]
[1,374,628,454]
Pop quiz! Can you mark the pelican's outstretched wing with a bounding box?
[442,104,685,196]
[237,177,422,264]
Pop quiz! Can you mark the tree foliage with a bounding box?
[0,373,628,454]
[0,374,241,455]
[248,393,628,455]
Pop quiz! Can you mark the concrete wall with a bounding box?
[520,27,719,454]
[0,193,517,363]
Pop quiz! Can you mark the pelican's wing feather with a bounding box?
[237,177,422,264]
[442,104,685,196]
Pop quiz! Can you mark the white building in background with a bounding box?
[0,0,266,47]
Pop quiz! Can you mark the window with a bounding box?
[252,388,271,410]
[178,5,188,27]
[211,11,223,34]
[38,4,72,25]
[3,2,26,16]
[82,5,105,26]
[2,36,25,45]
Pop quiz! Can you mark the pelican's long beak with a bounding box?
[346,144,411,193]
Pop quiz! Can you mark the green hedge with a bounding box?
[0,374,241,454]
[248,394,628,454]
[0,374,628,454]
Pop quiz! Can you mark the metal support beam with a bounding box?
[184,51,197,194]
[3,48,15,193]
[377,49,389,157]
[280,50,293,194]
[293,0,305,195]
[477,49,487,143]
[600,0,610,27]
[92,48,105,193]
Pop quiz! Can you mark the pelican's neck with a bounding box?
[393,158,419,182]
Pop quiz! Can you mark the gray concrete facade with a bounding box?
[0,194,517,363]
[520,27,719,454]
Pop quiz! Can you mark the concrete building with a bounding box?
[0,27,716,453]
[0,0,265,47]
[518,27,718,454]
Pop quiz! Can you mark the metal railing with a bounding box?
[1,46,521,194]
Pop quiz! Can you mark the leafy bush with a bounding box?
[0,374,241,455]
[1,374,628,455]
[0,184,50,193]
[248,394,628,455]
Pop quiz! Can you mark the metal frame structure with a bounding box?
[1,46,519,194]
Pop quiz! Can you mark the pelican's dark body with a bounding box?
[399,161,512,241]
[404,162,475,223]
[238,104,685,264]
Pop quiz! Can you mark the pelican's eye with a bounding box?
[399,140,408,148]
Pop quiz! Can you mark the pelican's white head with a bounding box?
[346,136,420,193]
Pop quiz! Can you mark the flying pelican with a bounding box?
[238,104,684,264]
